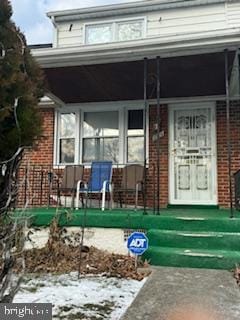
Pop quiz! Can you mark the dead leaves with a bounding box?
[19,244,149,281]
[14,218,151,280]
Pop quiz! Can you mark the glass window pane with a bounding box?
[83,138,119,163]
[101,137,119,162]
[86,24,112,44]
[82,139,95,163]
[60,138,75,163]
[60,113,76,138]
[118,21,143,41]
[128,136,144,163]
[128,110,144,135]
[83,111,119,137]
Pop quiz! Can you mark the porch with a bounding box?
[18,47,240,270]
[21,206,240,228]
[26,48,240,213]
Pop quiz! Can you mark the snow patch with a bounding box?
[14,273,146,319]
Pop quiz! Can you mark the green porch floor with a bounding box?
[19,207,240,229]
[18,207,240,270]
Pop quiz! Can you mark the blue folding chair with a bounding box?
[76,161,113,211]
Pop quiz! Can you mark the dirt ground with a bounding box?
[19,220,151,280]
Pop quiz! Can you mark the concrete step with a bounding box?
[144,246,240,270]
[142,216,240,233]
[147,229,240,251]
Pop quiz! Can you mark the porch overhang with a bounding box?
[33,29,240,68]
[43,51,235,104]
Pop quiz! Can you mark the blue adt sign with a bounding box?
[127,232,148,255]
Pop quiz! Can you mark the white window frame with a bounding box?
[54,101,149,167]
[85,22,113,45]
[55,110,80,166]
[124,107,147,164]
[83,16,147,45]
[81,108,122,164]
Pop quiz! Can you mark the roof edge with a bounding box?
[47,0,226,22]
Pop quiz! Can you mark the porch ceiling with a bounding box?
[44,51,235,104]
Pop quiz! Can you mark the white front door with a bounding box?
[169,103,217,205]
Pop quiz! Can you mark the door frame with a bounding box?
[168,102,218,205]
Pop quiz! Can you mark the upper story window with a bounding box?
[118,21,144,41]
[86,23,113,44]
[85,18,145,45]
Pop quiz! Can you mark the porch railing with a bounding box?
[17,163,159,213]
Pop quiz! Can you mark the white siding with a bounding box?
[146,5,226,38]
[226,1,240,28]
[55,3,237,48]
[57,22,84,47]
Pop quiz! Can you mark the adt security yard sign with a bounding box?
[127,232,148,255]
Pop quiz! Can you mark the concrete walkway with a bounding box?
[122,267,240,320]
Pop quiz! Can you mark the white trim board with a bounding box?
[63,95,232,109]
[32,28,240,68]
[44,95,240,110]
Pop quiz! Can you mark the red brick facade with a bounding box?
[18,107,55,207]
[22,107,55,165]
[216,101,240,207]
[148,105,168,208]
[18,101,240,209]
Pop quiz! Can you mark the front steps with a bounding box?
[23,207,240,269]
[144,216,240,270]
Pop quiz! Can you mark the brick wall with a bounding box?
[147,105,169,208]
[18,107,55,207]
[216,101,240,208]
[22,107,55,165]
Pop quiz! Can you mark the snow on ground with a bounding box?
[14,273,146,320]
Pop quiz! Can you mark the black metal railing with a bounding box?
[17,162,159,213]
